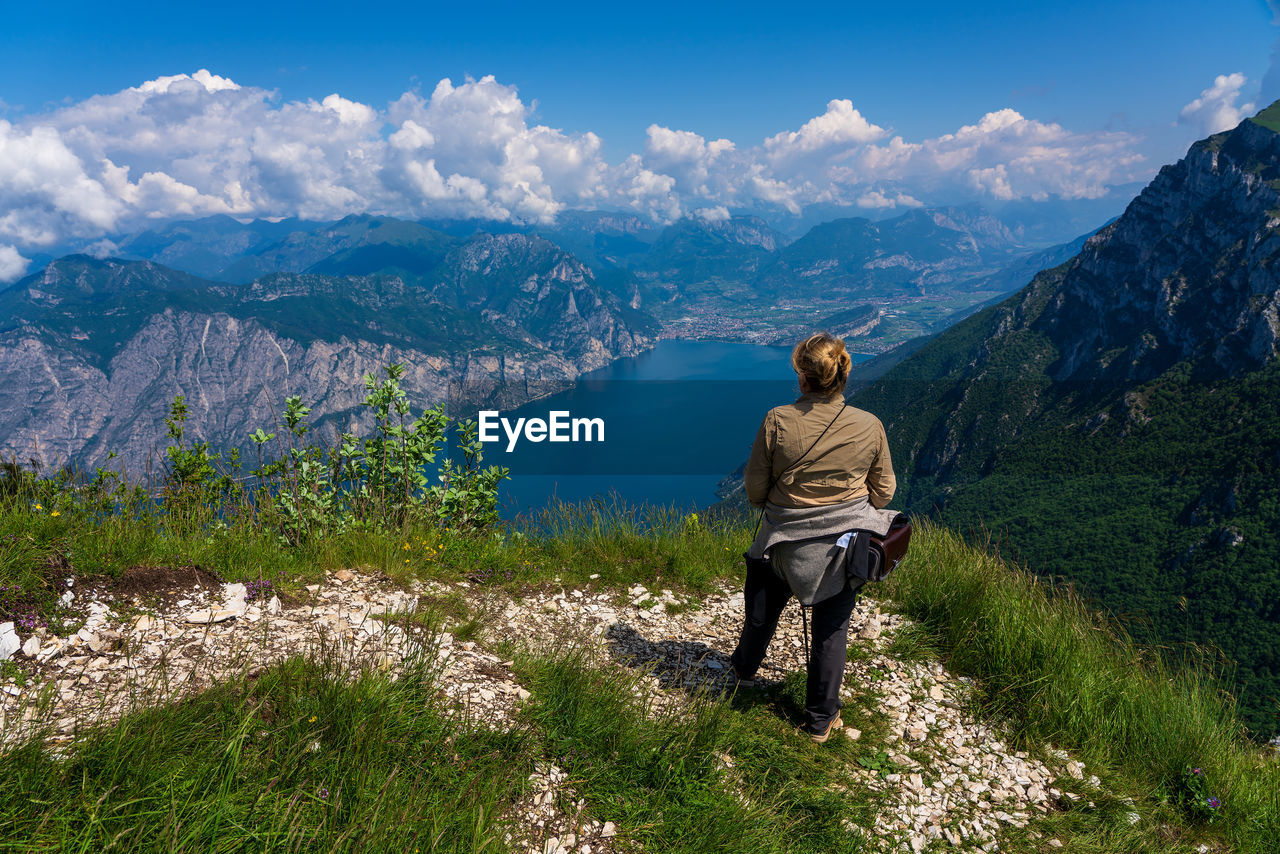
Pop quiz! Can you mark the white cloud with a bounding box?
[83,239,120,258]
[383,75,611,222]
[695,205,731,223]
[0,245,29,282]
[0,69,1151,250]
[764,99,887,159]
[0,120,128,245]
[856,189,923,209]
[1179,73,1256,135]
[136,69,240,95]
[842,110,1143,202]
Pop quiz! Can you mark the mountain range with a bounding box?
[0,233,652,469]
[2,177,1121,490]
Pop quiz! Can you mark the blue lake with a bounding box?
[474,340,872,518]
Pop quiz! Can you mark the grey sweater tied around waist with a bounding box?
[748,495,899,606]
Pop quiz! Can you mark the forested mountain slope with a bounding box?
[852,107,1280,735]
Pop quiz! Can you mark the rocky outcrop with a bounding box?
[0,310,597,472]
[1040,117,1280,381]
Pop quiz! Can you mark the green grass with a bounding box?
[1250,100,1280,134]
[884,519,1280,853]
[0,491,751,630]
[517,649,875,854]
[0,648,530,852]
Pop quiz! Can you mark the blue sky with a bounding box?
[4,0,1271,154]
[0,0,1275,279]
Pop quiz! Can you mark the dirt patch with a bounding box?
[112,564,223,600]
[471,658,514,681]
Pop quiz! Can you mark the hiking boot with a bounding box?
[730,666,756,688]
[809,713,843,744]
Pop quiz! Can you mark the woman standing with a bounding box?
[731,332,899,743]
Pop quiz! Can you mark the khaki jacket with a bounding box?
[744,392,896,509]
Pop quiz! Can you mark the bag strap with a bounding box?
[753,403,847,537]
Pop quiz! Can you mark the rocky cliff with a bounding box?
[1040,118,1280,383]
[0,246,654,473]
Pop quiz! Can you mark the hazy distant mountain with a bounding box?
[753,206,1023,301]
[93,203,1097,318]
[991,183,1145,245]
[533,210,660,270]
[630,215,788,305]
[118,215,321,280]
[952,228,1097,295]
[213,215,459,284]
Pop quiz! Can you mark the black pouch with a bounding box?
[743,552,772,576]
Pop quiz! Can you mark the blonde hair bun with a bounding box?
[791,332,851,395]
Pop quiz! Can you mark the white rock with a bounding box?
[0,623,18,661]
[22,635,41,657]
[36,640,63,662]
[600,821,617,838]
[267,596,282,615]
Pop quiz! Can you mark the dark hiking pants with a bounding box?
[730,557,864,734]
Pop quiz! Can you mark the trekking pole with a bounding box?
[800,603,810,666]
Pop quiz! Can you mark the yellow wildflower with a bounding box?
[51,511,61,517]
[308,715,317,723]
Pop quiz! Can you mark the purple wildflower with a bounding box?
[245,579,274,602]
[1192,767,1203,775]
[1207,797,1221,809]
[318,787,329,799]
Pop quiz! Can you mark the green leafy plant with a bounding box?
[1177,765,1223,824]
[244,364,507,541]
[162,395,240,524]
[433,417,508,531]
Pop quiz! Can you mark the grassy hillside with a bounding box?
[852,262,1280,736]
